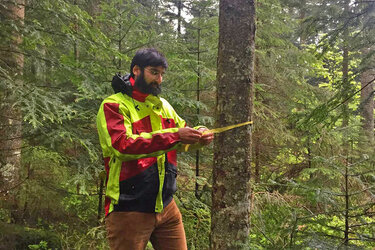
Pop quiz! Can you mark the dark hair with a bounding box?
[130,48,168,77]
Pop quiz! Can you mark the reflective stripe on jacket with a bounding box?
[96,90,187,216]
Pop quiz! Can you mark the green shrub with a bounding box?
[0,222,60,250]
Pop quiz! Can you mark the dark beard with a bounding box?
[134,71,162,96]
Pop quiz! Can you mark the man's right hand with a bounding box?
[178,127,202,144]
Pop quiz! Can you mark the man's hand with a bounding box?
[178,127,202,144]
[197,128,214,146]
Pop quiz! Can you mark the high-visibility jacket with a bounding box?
[96,75,197,216]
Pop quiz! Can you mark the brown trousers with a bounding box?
[105,199,187,250]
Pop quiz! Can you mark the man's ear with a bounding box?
[133,65,141,78]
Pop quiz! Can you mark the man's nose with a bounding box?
[155,74,163,84]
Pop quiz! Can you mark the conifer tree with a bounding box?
[0,0,25,222]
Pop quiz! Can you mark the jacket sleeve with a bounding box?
[96,101,182,162]
[163,100,208,152]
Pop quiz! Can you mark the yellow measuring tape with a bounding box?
[202,121,253,135]
[183,121,253,151]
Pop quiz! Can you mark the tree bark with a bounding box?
[342,42,349,127]
[195,27,201,199]
[211,1,255,249]
[73,0,79,62]
[253,55,260,183]
[0,0,25,224]
[177,0,182,36]
[0,0,25,193]
[360,63,374,145]
[298,0,307,45]
[97,177,104,222]
[87,0,101,17]
[342,1,351,246]
[341,0,350,158]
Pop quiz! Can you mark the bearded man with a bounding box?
[96,48,213,250]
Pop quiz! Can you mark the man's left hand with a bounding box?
[197,128,214,146]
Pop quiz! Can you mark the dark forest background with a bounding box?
[1,0,375,249]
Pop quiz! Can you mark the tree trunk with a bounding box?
[177,0,182,36]
[211,1,255,249]
[341,0,350,158]
[0,0,25,223]
[0,0,25,192]
[342,1,351,246]
[195,27,201,199]
[344,163,350,245]
[87,0,101,17]
[254,134,260,183]
[342,46,349,129]
[298,0,307,45]
[73,0,79,62]
[98,177,104,222]
[254,55,260,183]
[360,65,374,145]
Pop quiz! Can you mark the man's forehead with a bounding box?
[147,66,166,72]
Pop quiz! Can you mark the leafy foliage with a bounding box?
[0,0,374,249]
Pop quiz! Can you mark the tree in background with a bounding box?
[249,0,375,248]
[357,1,375,146]
[360,53,374,146]
[0,0,374,249]
[0,0,25,223]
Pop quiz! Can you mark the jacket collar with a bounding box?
[111,73,160,104]
[129,76,149,102]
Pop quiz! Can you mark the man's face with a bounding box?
[134,66,165,96]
